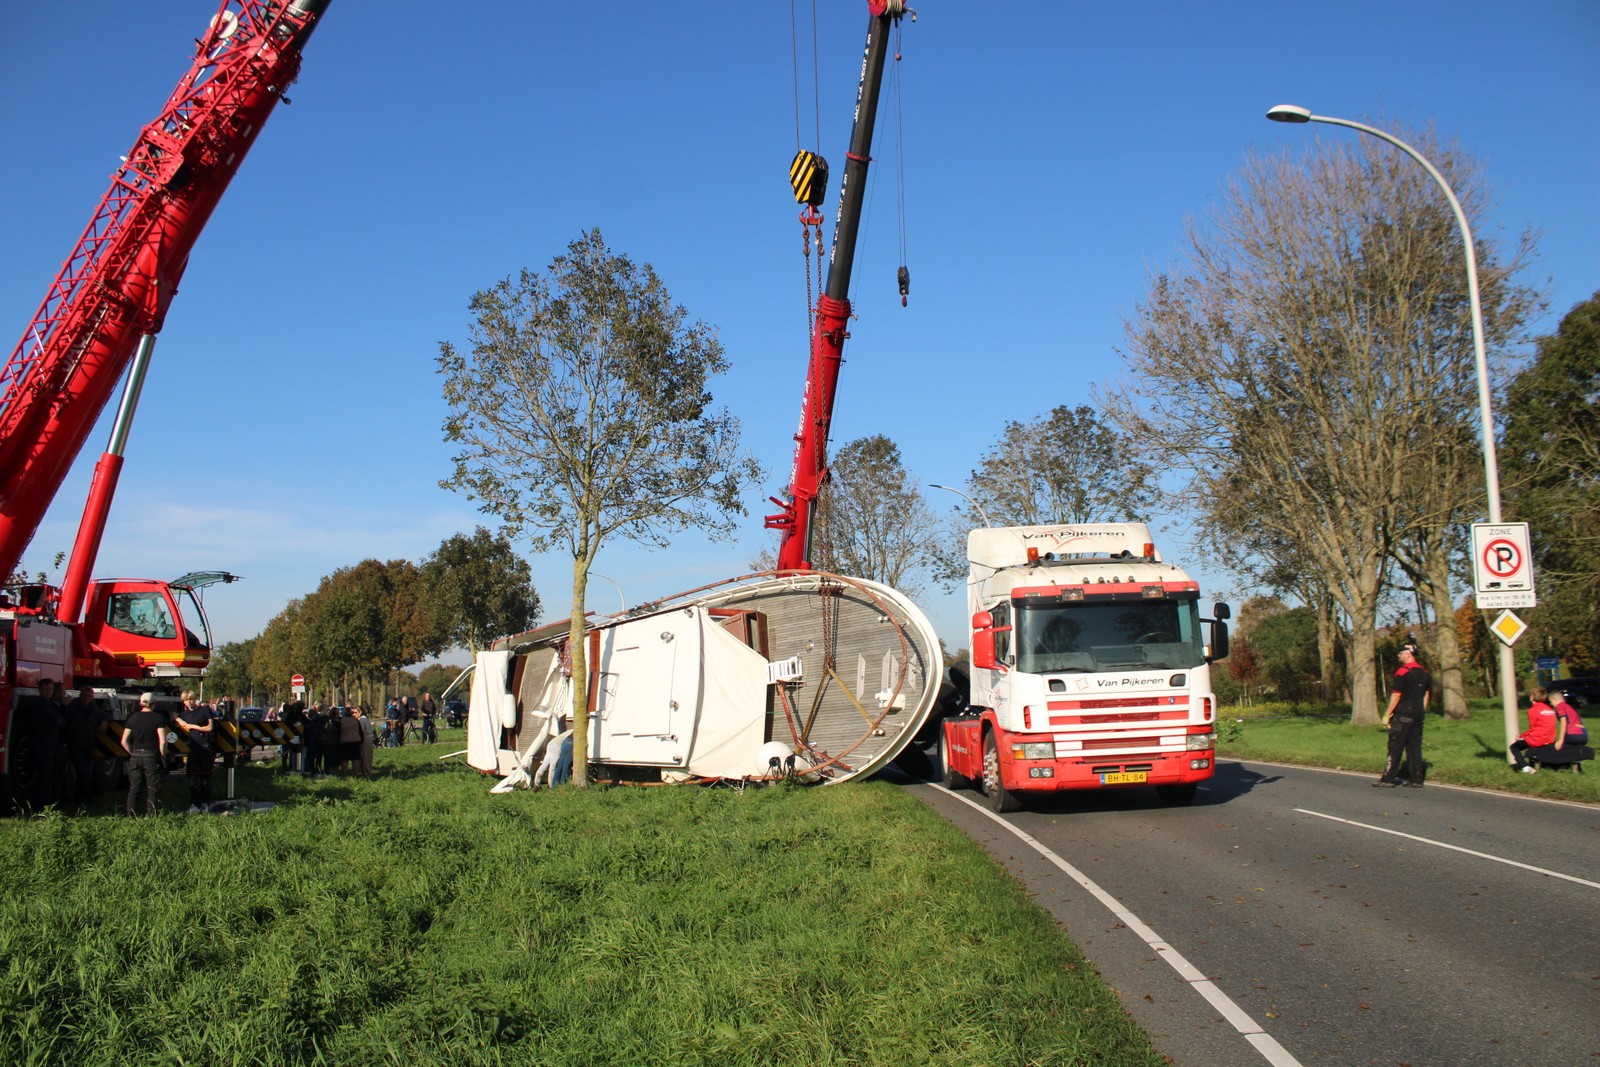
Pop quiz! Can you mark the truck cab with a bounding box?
[942,523,1230,811]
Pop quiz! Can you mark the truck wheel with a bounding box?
[1156,783,1198,805]
[983,732,1021,812]
[940,731,971,791]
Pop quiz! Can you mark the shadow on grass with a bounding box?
[1471,733,1510,762]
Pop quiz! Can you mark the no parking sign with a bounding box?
[1470,523,1536,609]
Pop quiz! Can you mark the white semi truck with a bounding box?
[939,523,1231,811]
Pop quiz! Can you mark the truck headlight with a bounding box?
[1185,733,1216,751]
[1012,742,1055,760]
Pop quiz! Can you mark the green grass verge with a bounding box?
[2,733,1165,1066]
[1218,699,1600,803]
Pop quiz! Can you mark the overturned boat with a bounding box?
[463,571,942,790]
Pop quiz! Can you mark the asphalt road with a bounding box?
[908,760,1600,1067]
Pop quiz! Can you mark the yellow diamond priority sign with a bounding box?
[1489,610,1528,646]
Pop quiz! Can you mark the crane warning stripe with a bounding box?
[92,720,303,758]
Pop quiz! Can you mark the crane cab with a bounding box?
[76,577,216,681]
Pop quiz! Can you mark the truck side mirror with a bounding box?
[1208,619,1230,662]
[970,610,997,670]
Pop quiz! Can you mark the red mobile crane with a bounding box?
[766,1,910,571]
[1,1,330,803]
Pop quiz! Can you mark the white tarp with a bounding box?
[466,649,515,775]
[681,613,770,778]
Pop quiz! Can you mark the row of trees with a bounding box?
[280,128,1587,775]
[790,128,1595,726]
[203,527,540,708]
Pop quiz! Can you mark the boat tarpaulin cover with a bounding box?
[467,649,514,774]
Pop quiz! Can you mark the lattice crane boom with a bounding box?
[0,0,330,593]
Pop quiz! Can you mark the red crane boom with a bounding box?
[0,0,329,611]
[766,1,908,572]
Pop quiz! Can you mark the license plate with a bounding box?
[1101,771,1147,785]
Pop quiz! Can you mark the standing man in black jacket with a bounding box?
[1376,642,1431,788]
[120,692,171,815]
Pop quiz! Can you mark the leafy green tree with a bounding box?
[1250,607,1322,703]
[1502,292,1600,672]
[1111,125,1535,725]
[812,435,939,596]
[439,229,763,786]
[416,662,469,698]
[422,527,540,654]
[250,598,306,707]
[204,638,257,704]
[295,559,442,704]
[1454,596,1496,696]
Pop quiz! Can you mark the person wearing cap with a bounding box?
[1376,641,1431,787]
[120,692,172,815]
[1509,687,1560,773]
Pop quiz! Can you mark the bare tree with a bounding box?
[932,404,1157,587]
[438,229,764,785]
[1109,127,1534,724]
[810,435,939,596]
[971,404,1156,526]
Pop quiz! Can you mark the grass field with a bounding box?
[1,732,1165,1067]
[1217,699,1600,803]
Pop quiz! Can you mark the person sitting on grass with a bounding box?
[1509,687,1559,774]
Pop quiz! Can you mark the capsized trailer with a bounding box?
[463,571,943,791]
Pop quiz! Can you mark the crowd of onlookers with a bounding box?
[11,678,113,811]
[10,683,455,816]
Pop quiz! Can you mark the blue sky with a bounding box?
[3,1,1596,660]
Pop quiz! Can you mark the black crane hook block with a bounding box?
[790,150,829,208]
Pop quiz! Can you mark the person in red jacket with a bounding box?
[1509,686,1559,773]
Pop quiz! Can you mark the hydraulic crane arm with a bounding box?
[766,1,908,572]
[0,0,330,591]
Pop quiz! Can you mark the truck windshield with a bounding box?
[1015,598,1205,673]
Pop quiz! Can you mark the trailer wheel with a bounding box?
[1156,783,1198,805]
[983,731,1021,812]
[940,729,971,791]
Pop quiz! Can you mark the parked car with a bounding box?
[1551,678,1600,710]
[445,699,468,728]
[237,706,267,722]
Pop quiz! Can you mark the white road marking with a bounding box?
[1294,808,1600,889]
[946,791,1305,1067]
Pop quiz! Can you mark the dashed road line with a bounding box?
[1294,808,1600,889]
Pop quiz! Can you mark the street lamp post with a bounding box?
[1265,104,1521,757]
[929,483,995,528]
[589,571,627,616]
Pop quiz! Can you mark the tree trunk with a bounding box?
[1423,545,1469,719]
[1315,594,1340,705]
[1347,586,1385,725]
[568,561,591,788]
